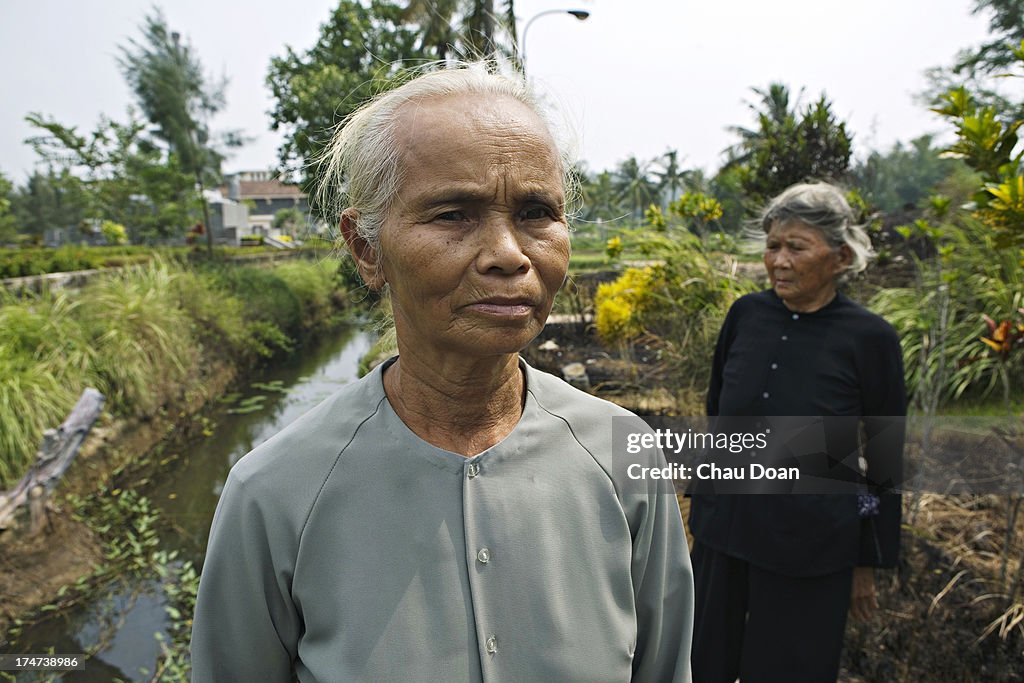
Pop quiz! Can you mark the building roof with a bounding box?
[237,179,305,199]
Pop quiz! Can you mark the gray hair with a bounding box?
[760,182,874,279]
[314,61,578,254]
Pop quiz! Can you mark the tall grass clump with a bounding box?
[0,348,78,484]
[75,259,196,417]
[0,291,96,481]
[214,266,301,340]
[170,267,250,357]
[271,260,336,328]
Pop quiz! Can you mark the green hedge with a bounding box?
[0,246,158,278]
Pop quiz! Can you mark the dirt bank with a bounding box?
[0,359,237,638]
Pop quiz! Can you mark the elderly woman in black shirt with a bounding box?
[688,182,906,683]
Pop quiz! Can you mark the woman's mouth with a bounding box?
[466,298,535,317]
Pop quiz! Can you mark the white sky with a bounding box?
[0,0,996,185]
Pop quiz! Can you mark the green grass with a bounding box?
[568,248,654,274]
[0,244,333,279]
[568,251,613,273]
[929,396,1024,417]
[0,258,348,488]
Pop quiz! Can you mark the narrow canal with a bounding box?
[9,324,374,681]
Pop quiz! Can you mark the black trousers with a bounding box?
[691,542,854,683]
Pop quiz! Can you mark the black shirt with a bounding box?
[690,289,906,576]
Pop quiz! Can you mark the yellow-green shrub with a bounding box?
[594,230,756,393]
[595,266,661,345]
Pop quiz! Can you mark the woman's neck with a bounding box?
[778,287,838,313]
[382,346,525,457]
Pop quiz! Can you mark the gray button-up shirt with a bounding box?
[191,359,693,682]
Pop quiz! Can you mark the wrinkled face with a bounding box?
[374,93,570,359]
[763,220,848,312]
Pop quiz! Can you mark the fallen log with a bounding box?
[0,388,105,534]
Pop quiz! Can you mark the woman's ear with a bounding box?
[836,244,853,271]
[340,209,386,290]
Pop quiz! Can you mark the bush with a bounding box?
[213,266,302,338]
[272,260,336,328]
[595,266,659,345]
[594,229,756,393]
[871,213,1024,408]
[171,268,250,358]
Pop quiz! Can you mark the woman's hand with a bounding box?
[849,566,878,621]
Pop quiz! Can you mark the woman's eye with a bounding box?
[435,210,467,222]
[521,205,552,221]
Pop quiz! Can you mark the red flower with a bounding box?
[981,313,1024,358]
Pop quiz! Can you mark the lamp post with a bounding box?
[520,9,590,76]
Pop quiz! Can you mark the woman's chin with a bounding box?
[420,326,542,360]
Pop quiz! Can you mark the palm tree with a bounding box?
[579,168,623,223]
[613,156,658,219]
[723,83,799,169]
[403,0,459,60]
[652,149,688,205]
[404,0,517,62]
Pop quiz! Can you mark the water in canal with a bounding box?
[8,325,374,681]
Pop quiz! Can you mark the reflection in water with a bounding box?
[10,326,373,682]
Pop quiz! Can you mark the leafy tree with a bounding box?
[118,9,232,252]
[9,169,88,242]
[101,220,129,245]
[932,46,1024,249]
[273,207,305,239]
[921,1,1024,121]
[956,0,1024,77]
[462,0,517,62]
[851,135,963,212]
[403,0,459,59]
[25,112,195,242]
[0,173,19,244]
[267,1,424,185]
[669,192,724,238]
[708,165,747,234]
[723,83,853,206]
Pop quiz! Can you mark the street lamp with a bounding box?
[520,9,590,76]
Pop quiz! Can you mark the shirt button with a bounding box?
[477,548,491,564]
[792,313,799,320]
[467,463,480,478]
[781,335,788,341]
[763,392,770,399]
[771,363,778,370]
[485,635,498,654]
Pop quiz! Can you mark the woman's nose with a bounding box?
[477,216,531,274]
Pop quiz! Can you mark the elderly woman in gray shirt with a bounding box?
[189,64,693,682]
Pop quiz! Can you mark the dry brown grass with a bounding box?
[844,493,1024,681]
